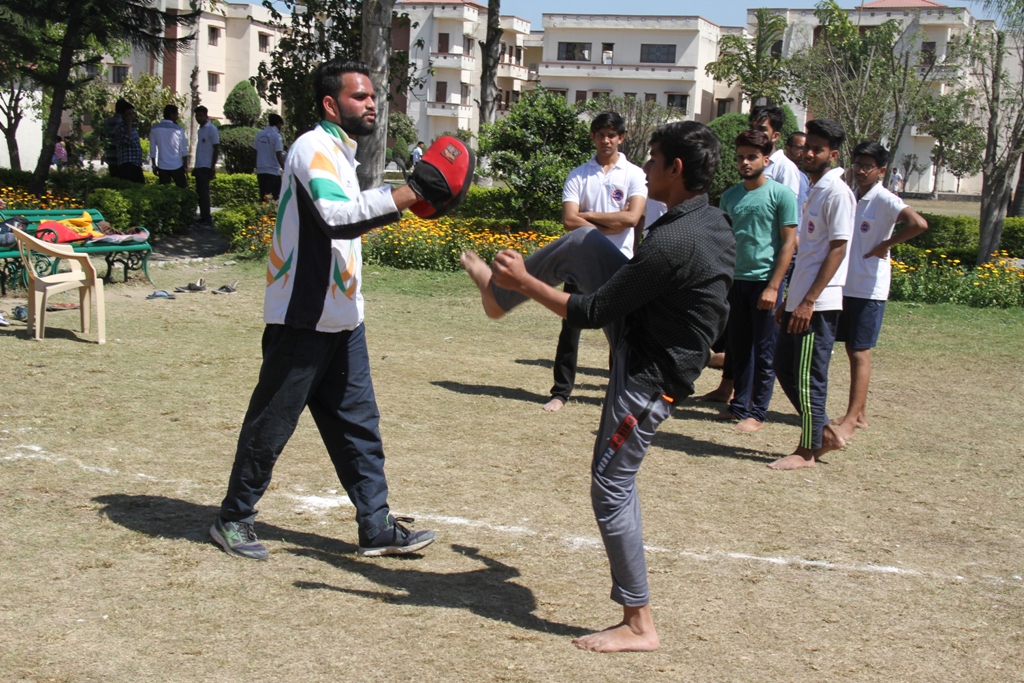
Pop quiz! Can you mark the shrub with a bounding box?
[115,184,198,235]
[212,204,256,245]
[218,126,259,174]
[706,113,748,206]
[915,212,980,252]
[0,168,34,188]
[210,173,259,208]
[529,220,564,238]
[1000,217,1024,257]
[890,252,1024,307]
[224,81,263,127]
[143,171,158,185]
[88,188,133,231]
[451,186,517,220]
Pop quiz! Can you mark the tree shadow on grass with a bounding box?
[432,380,604,407]
[651,431,776,464]
[91,494,587,637]
[290,544,589,638]
[671,405,802,428]
[515,358,610,379]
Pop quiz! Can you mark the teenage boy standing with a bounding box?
[769,119,854,471]
[833,141,927,442]
[715,131,798,433]
[749,105,802,200]
[254,113,286,200]
[544,111,647,413]
[192,106,220,227]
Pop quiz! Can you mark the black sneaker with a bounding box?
[210,517,269,560]
[358,515,435,557]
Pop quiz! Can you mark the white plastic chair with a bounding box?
[12,227,105,344]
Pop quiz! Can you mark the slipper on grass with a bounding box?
[174,277,206,293]
[147,290,176,300]
[46,302,80,311]
[211,280,238,295]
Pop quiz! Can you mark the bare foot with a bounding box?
[768,447,816,470]
[733,417,764,433]
[543,398,565,412]
[696,388,733,403]
[460,250,504,319]
[712,408,736,421]
[832,420,857,443]
[572,606,660,653]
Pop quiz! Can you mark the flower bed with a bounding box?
[890,250,1024,308]
[0,187,84,211]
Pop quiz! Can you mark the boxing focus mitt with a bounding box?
[406,136,475,219]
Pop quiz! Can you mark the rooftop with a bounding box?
[857,0,949,8]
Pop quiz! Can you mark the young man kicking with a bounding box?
[462,121,734,651]
[715,130,798,433]
[833,141,927,442]
[545,111,647,412]
[769,118,855,471]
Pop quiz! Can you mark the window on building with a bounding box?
[460,83,470,103]
[558,42,592,61]
[716,99,731,117]
[602,42,614,64]
[667,93,688,111]
[575,90,588,104]
[85,63,100,79]
[208,26,220,47]
[436,80,448,102]
[645,93,657,103]
[640,44,676,63]
[591,91,611,101]
[438,32,450,53]
[624,92,636,100]
[500,43,507,62]
[464,36,475,54]
[549,89,568,99]
[771,39,783,60]
[921,41,936,65]
[259,33,271,53]
[111,65,129,84]
[516,47,524,65]
[208,71,220,92]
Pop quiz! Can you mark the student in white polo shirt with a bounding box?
[254,113,286,200]
[769,118,855,471]
[149,104,189,188]
[833,141,927,443]
[544,111,648,413]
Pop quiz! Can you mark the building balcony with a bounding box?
[538,62,696,81]
[497,62,529,80]
[432,52,476,72]
[434,5,479,22]
[499,16,530,35]
[427,101,474,118]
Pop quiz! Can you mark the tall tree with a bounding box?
[919,89,984,196]
[478,0,503,131]
[705,8,789,106]
[0,0,199,194]
[357,0,395,190]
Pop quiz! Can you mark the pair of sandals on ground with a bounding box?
[147,278,238,299]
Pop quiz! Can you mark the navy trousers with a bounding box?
[726,280,781,422]
[773,310,840,450]
[219,323,392,544]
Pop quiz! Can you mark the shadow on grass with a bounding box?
[0,324,97,344]
[290,544,590,638]
[671,405,802,428]
[515,358,610,379]
[651,431,776,463]
[92,494,587,637]
[432,380,604,407]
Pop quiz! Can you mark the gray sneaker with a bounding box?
[358,515,435,557]
[210,517,269,560]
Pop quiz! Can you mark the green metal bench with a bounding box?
[1,209,154,294]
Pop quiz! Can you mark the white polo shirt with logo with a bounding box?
[765,148,803,200]
[562,153,648,257]
[195,122,220,169]
[845,183,907,301]
[786,166,855,313]
[254,125,284,175]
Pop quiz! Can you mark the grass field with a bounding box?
[1,258,1022,682]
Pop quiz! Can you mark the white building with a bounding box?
[536,13,746,122]
[761,0,1005,195]
[395,0,534,143]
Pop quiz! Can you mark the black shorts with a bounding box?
[837,296,886,350]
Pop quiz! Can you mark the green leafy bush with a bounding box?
[706,113,748,206]
[212,201,277,257]
[87,188,133,232]
[115,184,198,235]
[450,186,517,220]
[1000,217,1024,257]
[212,204,256,244]
[915,213,980,251]
[890,252,1024,307]
[210,173,259,208]
[0,169,34,188]
[529,220,564,238]
[224,81,263,127]
[218,126,259,174]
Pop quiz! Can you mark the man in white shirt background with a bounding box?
[254,113,286,200]
[192,106,220,227]
[149,104,189,188]
[544,111,647,413]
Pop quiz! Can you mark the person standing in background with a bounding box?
[254,114,286,200]
[192,106,220,227]
[149,105,189,188]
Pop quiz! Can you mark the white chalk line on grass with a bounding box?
[4,443,1018,585]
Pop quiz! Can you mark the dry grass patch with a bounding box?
[1,260,1022,682]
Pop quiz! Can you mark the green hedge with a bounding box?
[87,188,133,232]
[450,186,517,220]
[219,126,259,174]
[210,173,259,208]
[84,184,197,236]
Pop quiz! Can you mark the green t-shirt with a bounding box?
[719,178,799,281]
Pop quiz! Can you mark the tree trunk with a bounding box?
[4,128,21,171]
[1009,152,1024,217]
[356,0,395,191]
[478,0,502,132]
[30,28,78,196]
[977,31,1006,265]
[189,66,200,171]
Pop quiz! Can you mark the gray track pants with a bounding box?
[491,227,674,606]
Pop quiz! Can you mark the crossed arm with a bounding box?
[562,194,648,236]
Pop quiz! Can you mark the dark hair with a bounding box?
[591,110,626,135]
[115,98,132,114]
[194,105,208,116]
[805,118,846,151]
[786,131,806,146]
[163,104,178,119]
[55,135,63,142]
[417,141,424,146]
[852,140,889,168]
[734,130,774,157]
[649,121,721,192]
[314,59,371,118]
[749,104,785,135]
[268,113,283,127]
